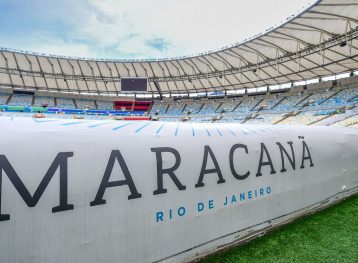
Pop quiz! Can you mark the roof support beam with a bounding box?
[0,51,14,88]
[34,56,49,91]
[24,55,38,89]
[95,61,109,94]
[75,61,90,93]
[169,62,185,94]
[67,60,81,93]
[12,53,26,87]
[153,81,163,100]
[156,62,171,93]
[46,58,61,91]
[104,62,119,95]
[213,53,241,87]
[86,61,100,94]
[56,59,70,92]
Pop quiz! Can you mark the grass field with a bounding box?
[200,195,358,263]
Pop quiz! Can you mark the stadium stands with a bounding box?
[216,100,238,113]
[96,100,113,110]
[151,102,170,115]
[165,104,182,116]
[147,80,358,127]
[0,93,9,105]
[183,101,204,115]
[55,97,75,109]
[33,96,55,107]
[76,99,96,110]
[333,115,358,127]
[7,94,33,106]
[0,76,357,127]
[279,112,326,126]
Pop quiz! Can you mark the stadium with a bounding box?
[0,0,357,262]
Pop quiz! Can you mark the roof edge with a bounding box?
[0,0,321,63]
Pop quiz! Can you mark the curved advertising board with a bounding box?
[0,117,357,262]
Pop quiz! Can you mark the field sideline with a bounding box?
[200,195,358,263]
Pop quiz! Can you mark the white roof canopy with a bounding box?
[0,0,357,96]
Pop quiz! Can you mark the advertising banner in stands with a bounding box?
[0,117,357,263]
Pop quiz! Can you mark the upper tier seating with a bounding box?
[216,100,237,112]
[320,87,358,108]
[166,103,184,116]
[233,98,259,115]
[333,115,358,127]
[0,93,9,105]
[152,85,358,116]
[254,96,284,111]
[184,102,204,115]
[199,102,219,115]
[151,103,169,115]
[0,77,357,128]
[296,89,337,109]
[96,100,113,110]
[33,96,55,107]
[147,84,357,127]
[8,94,33,106]
[76,99,96,110]
[279,112,327,126]
[272,93,304,113]
[244,114,283,125]
[56,98,75,109]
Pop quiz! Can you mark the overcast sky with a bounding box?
[0,0,315,60]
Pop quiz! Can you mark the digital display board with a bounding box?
[121,78,148,92]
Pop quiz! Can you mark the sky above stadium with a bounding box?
[0,0,314,60]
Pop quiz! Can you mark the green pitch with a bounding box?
[201,195,358,263]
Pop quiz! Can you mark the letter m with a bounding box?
[0,152,74,222]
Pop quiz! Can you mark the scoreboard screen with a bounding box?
[121,78,148,92]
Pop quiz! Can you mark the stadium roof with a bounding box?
[0,0,358,96]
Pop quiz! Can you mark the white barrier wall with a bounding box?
[0,117,357,263]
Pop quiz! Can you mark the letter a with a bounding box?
[90,150,141,206]
[195,146,225,188]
